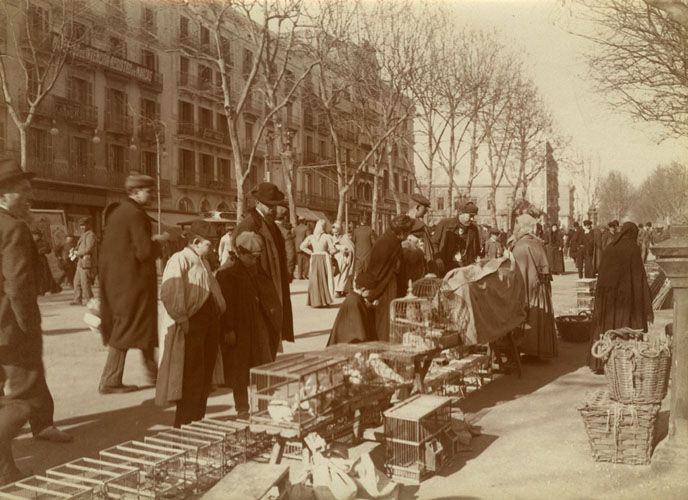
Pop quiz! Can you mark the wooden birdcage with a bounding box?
[144,427,225,488]
[0,475,94,499]
[383,395,454,484]
[250,353,349,435]
[45,458,140,498]
[99,441,188,497]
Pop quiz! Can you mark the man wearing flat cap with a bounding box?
[71,217,97,306]
[0,159,72,485]
[232,182,294,350]
[407,193,435,273]
[98,173,169,394]
[431,201,483,276]
[217,231,283,419]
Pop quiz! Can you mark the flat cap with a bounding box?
[125,174,155,190]
[411,193,430,208]
[235,231,263,253]
[461,201,479,215]
[0,157,35,188]
[390,214,414,232]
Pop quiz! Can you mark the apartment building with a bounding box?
[0,0,415,235]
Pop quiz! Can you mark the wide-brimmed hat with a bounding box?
[187,220,217,240]
[251,182,285,205]
[125,174,155,191]
[411,193,430,208]
[0,158,35,188]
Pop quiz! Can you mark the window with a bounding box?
[245,121,253,146]
[106,88,127,116]
[141,49,156,71]
[140,150,156,177]
[218,158,231,182]
[142,7,156,32]
[109,36,126,58]
[141,98,158,120]
[67,76,92,104]
[28,4,49,36]
[199,107,213,129]
[200,153,213,183]
[383,170,389,191]
[437,197,444,211]
[305,173,312,194]
[219,35,231,59]
[70,137,92,169]
[68,21,88,43]
[306,136,313,157]
[179,148,195,183]
[178,197,194,213]
[107,143,127,172]
[28,128,51,162]
[319,140,326,159]
[393,173,399,191]
[218,201,230,211]
[402,177,408,194]
[179,16,189,38]
[200,199,210,213]
[200,26,210,47]
[179,56,190,85]
[217,113,228,138]
[178,101,194,131]
[319,177,326,196]
[242,49,253,76]
[198,65,212,90]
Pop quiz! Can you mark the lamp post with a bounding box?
[153,122,167,236]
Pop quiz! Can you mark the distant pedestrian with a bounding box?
[548,224,565,275]
[582,220,596,278]
[1,159,72,486]
[331,222,354,297]
[218,226,234,268]
[484,228,504,260]
[637,222,654,263]
[352,214,376,277]
[156,220,225,427]
[300,219,335,308]
[31,229,61,295]
[275,206,296,282]
[407,193,435,272]
[588,222,653,373]
[569,222,585,278]
[293,217,311,280]
[70,218,96,306]
[56,235,76,287]
[99,174,168,394]
[431,202,481,276]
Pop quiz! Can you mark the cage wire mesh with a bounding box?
[322,343,414,389]
[0,475,94,499]
[45,458,141,498]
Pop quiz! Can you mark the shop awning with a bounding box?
[295,207,320,221]
[309,210,331,223]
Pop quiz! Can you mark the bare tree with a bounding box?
[597,169,635,222]
[570,152,602,219]
[0,0,88,170]
[632,161,688,225]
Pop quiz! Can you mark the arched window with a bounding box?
[217,202,230,212]
[178,197,194,213]
[200,199,210,213]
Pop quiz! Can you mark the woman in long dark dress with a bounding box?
[588,222,653,373]
[32,229,61,295]
[327,272,376,345]
[548,224,565,275]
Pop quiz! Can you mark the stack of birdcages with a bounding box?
[249,353,349,436]
[383,394,458,484]
[576,278,597,313]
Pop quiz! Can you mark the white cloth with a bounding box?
[218,233,232,266]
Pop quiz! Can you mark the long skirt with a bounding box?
[549,248,565,275]
[333,252,353,294]
[520,282,558,358]
[307,252,334,308]
[374,278,397,342]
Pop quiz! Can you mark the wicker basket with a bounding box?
[555,311,592,343]
[578,390,660,465]
[592,328,671,404]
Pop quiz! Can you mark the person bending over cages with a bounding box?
[217,232,282,420]
[327,272,378,345]
[156,220,226,428]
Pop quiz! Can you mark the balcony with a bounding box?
[177,32,198,51]
[177,169,196,186]
[178,72,195,90]
[303,152,320,165]
[303,111,315,130]
[177,121,196,137]
[199,173,230,191]
[295,191,338,211]
[197,126,227,144]
[104,113,133,135]
[53,96,98,128]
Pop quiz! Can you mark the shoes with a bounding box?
[235,410,250,421]
[36,425,73,443]
[99,384,139,394]
[69,301,82,306]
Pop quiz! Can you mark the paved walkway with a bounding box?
[13,264,684,499]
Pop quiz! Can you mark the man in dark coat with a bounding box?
[569,222,585,278]
[233,182,294,346]
[407,193,434,272]
[98,174,168,394]
[275,206,295,282]
[582,220,596,278]
[431,202,482,276]
[293,217,310,279]
[217,232,282,419]
[352,213,376,276]
[0,160,71,485]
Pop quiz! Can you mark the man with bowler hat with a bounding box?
[233,182,294,349]
[70,217,97,306]
[98,173,169,394]
[407,193,435,273]
[0,159,72,485]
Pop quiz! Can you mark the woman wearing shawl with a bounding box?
[300,219,336,307]
[366,215,414,341]
[331,222,354,297]
[548,224,565,275]
[510,214,558,359]
[588,222,653,373]
[327,272,377,345]
[156,221,226,427]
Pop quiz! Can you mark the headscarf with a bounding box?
[612,221,639,246]
[512,214,537,242]
[313,219,327,239]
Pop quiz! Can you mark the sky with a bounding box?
[433,0,687,186]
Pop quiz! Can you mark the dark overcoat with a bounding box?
[216,261,282,388]
[430,217,464,276]
[0,208,42,349]
[99,198,160,350]
[352,225,376,275]
[233,209,294,342]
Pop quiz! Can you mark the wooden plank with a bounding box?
[201,463,289,500]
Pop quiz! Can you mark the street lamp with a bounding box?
[91,129,101,144]
[49,120,59,136]
[129,137,138,151]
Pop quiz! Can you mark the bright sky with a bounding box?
[437,0,687,186]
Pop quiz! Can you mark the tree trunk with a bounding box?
[467,119,479,196]
[386,141,401,215]
[228,120,245,221]
[427,121,434,206]
[490,185,498,227]
[280,152,297,227]
[372,172,380,233]
[521,180,528,200]
[19,126,27,171]
[447,182,454,218]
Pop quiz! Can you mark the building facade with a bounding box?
[0,0,414,236]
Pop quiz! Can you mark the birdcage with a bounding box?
[0,475,94,499]
[383,394,454,484]
[322,343,414,389]
[99,441,188,497]
[250,353,349,435]
[144,427,224,488]
[181,419,249,468]
[45,458,140,498]
[389,283,437,349]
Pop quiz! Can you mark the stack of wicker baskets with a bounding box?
[579,328,671,465]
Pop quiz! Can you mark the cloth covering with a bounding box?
[443,257,527,345]
[155,247,226,405]
[588,222,653,371]
[327,292,376,345]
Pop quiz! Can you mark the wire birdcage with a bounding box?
[45,458,140,498]
[383,395,455,484]
[322,343,413,389]
[0,475,94,499]
[389,282,437,349]
[250,353,349,435]
[181,419,249,469]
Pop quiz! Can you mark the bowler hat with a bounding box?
[0,158,35,188]
[411,193,430,208]
[187,220,217,240]
[125,174,155,191]
[461,201,479,215]
[251,182,285,205]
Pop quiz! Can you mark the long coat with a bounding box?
[0,208,42,349]
[233,209,294,343]
[352,225,376,276]
[99,198,160,350]
[431,217,463,276]
[216,260,282,388]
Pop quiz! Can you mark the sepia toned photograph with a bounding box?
[0,0,686,498]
